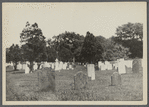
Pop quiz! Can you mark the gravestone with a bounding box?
[34,62,38,70]
[111,72,121,86]
[63,63,67,69]
[87,64,95,80]
[55,58,59,71]
[51,63,55,69]
[101,63,106,71]
[132,59,140,73]
[107,63,112,70]
[17,62,21,70]
[38,68,55,92]
[59,61,63,70]
[98,61,102,70]
[74,71,88,90]
[25,64,30,74]
[117,58,126,74]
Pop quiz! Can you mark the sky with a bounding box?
[3,2,146,48]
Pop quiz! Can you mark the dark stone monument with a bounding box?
[74,71,88,90]
[111,72,121,86]
[132,59,140,73]
[38,68,55,92]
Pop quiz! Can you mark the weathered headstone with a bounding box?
[38,68,55,92]
[25,63,30,74]
[111,72,121,86]
[74,71,88,90]
[132,59,140,73]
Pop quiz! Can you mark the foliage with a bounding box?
[116,22,143,41]
[114,22,143,58]
[52,31,84,62]
[20,22,46,72]
[80,31,97,63]
[7,44,22,70]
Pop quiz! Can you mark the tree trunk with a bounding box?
[14,62,17,71]
[73,57,75,64]
[29,61,34,73]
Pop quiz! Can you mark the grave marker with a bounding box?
[74,71,88,90]
[111,72,121,86]
[38,68,55,92]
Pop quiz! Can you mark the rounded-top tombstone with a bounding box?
[74,71,88,90]
[111,72,121,86]
[132,59,140,73]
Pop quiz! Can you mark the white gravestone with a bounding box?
[25,63,30,74]
[100,63,106,71]
[107,63,112,70]
[17,62,21,70]
[117,58,126,74]
[87,64,95,80]
[63,63,67,69]
[52,63,55,69]
[55,59,59,71]
[34,62,37,70]
[98,61,102,70]
[59,61,63,70]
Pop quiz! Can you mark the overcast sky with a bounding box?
[3,2,146,48]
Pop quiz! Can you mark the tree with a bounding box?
[102,38,131,61]
[52,31,84,63]
[115,22,143,58]
[7,44,22,70]
[80,31,97,63]
[20,22,46,73]
[6,48,11,63]
[116,22,143,41]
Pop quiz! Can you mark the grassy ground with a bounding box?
[6,65,143,101]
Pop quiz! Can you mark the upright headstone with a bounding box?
[34,62,38,70]
[63,63,67,69]
[59,61,63,70]
[51,63,55,69]
[117,58,126,74]
[132,59,140,73]
[111,72,121,86]
[38,68,55,92]
[74,71,88,90]
[87,64,95,80]
[101,63,106,71]
[55,58,59,71]
[17,62,21,70]
[25,63,30,74]
[107,63,112,70]
[98,61,102,70]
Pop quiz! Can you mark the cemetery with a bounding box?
[5,22,143,101]
[6,58,143,101]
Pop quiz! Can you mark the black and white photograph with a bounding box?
[2,2,147,105]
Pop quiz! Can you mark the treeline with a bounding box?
[6,22,143,70]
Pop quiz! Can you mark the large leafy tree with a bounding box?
[52,31,84,63]
[20,22,46,73]
[80,31,97,63]
[7,44,22,70]
[115,22,143,58]
[116,22,143,41]
[102,39,131,61]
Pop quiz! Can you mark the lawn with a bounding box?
[6,65,143,101]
